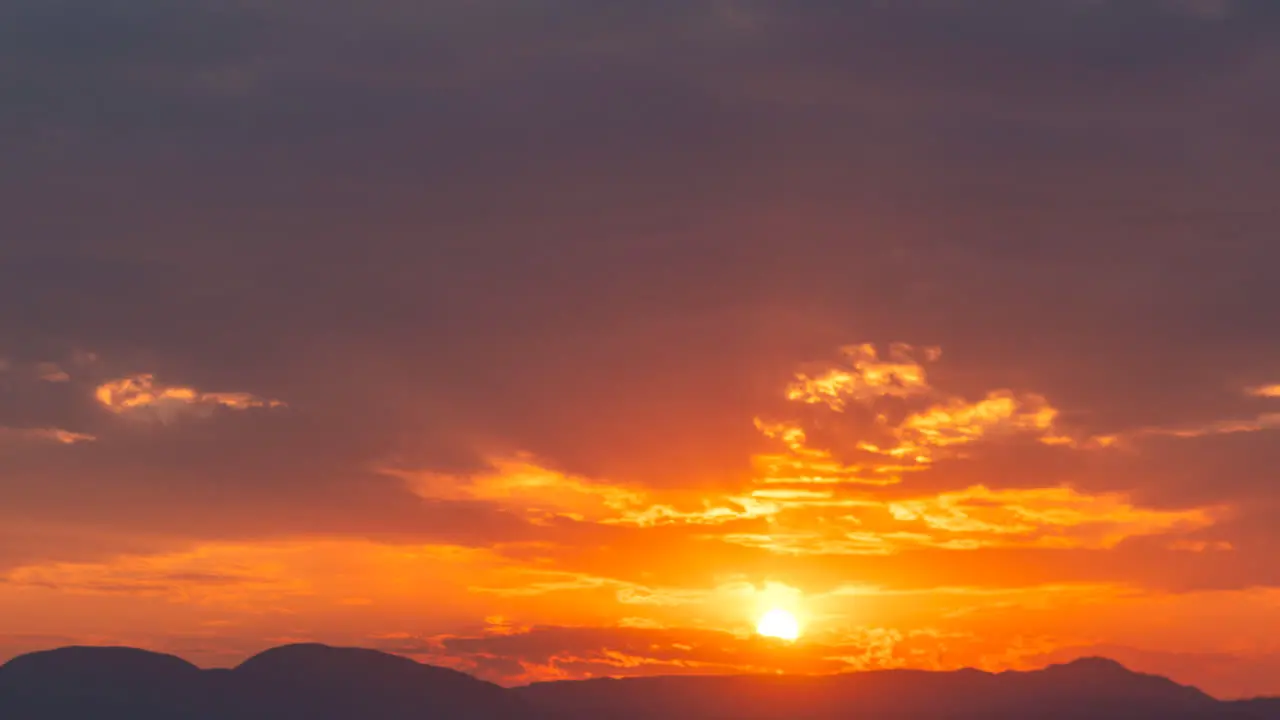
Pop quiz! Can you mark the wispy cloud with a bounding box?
[898,391,1061,450]
[385,455,645,523]
[0,354,93,383]
[777,343,1101,468]
[0,540,496,610]
[709,481,1222,557]
[679,344,1233,556]
[1132,413,1280,440]
[0,427,96,445]
[1247,384,1280,399]
[752,419,907,487]
[95,374,286,422]
[884,485,1220,549]
[409,344,1233,559]
[786,343,939,410]
[34,362,70,383]
[1068,384,1280,447]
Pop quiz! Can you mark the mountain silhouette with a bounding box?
[517,657,1241,719]
[230,644,528,719]
[2,644,1277,719]
[0,646,207,719]
[0,643,530,720]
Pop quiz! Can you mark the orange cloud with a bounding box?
[1073,382,1280,447]
[752,419,906,487]
[3,545,310,607]
[705,344,1222,558]
[536,344,1228,553]
[95,374,286,421]
[465,570,619,599]
[612,498,779,528]
[1247,384,1280,398]
[398,616,1074,686]
[777,344,1105,469]
[419,625,868,684]
[713,531,931,556]
[711,480,1222,557]
[5,340,1259,690]
[1132,413,1280,440]
[883,486,1220,549]
[877,389,1110,462]
[786,343,938,410]
[386,454,791,530]
[0,427,96,445]
[386,455,645,523]
[898,391,1059,449]
[1168,540,1234,553]
[34,362,70,383]
[1,540,503,613]
[366,342,1213,561]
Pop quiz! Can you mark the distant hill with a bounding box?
[1,644,1277,719]
[0,646,208,720]
[518,657,1273,719]
[0,643,529,720]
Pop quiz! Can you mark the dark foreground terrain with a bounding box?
[1,643,1277,719]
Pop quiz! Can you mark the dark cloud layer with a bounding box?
[2,0,1279,586]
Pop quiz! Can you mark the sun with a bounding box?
[756,608,801,641]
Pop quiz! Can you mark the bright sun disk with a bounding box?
[756,608,800,641]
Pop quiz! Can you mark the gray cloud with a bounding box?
[0,0,1277,578]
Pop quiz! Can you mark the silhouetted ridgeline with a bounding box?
[1,643,1278,719]
[0,644,528,720]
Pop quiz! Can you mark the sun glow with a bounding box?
[756,608,801,641]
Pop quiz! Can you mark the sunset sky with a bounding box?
[3,0,1280,701]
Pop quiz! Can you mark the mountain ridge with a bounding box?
[2,643,1277,719]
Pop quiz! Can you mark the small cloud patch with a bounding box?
[96,374,286,422]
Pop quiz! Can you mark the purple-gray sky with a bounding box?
[2,0,1279,700]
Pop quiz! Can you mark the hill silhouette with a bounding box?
[231,644,528,719]
[0,646,207,719]
[518,657,1263,719]
[1,644,1277,719]
[0,643,529,720]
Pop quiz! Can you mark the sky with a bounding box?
[2,0,1280,700]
